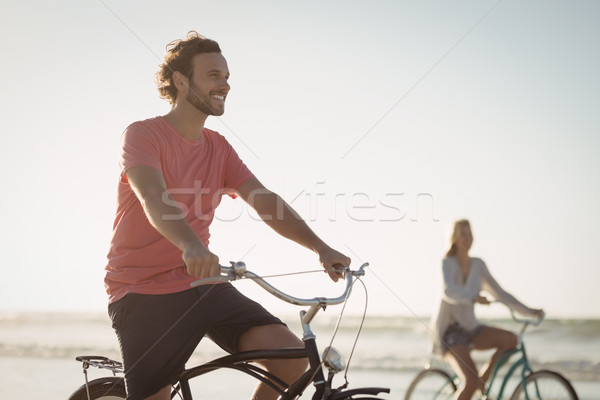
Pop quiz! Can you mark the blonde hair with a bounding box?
[445,219,471,256]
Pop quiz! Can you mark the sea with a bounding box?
[0,311,598,399]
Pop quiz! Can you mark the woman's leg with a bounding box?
[472,326,518,384]
[445,344,483,400]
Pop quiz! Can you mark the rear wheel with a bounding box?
[510,369,578,400]
[404,369,456,400]
[67,377,127,400]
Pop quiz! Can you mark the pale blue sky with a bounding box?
[1,1,598,318]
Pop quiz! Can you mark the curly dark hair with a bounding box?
[155,31,222,104]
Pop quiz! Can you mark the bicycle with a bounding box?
[404,303,578,400]
[68,262,391,400]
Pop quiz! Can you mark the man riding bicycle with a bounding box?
[104,31,350,400]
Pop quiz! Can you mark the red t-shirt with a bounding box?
[104,116,255,303]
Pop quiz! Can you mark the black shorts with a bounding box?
[108,283,284,400]
[441,322,485,353]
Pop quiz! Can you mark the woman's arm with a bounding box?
[480,260,541,316]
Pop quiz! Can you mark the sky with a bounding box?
[0,0,598,319]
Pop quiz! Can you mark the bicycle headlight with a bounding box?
[322,346,346,373]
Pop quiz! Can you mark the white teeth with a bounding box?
[211,95,225,101]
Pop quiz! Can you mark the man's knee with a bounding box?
[144,385,171,400]
[239,324,307,375]
[239,324,302,350]
[268,355,308,375]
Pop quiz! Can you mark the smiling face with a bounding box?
[454,221,473,254]
[446,219,474,256]
[183,52,230,116]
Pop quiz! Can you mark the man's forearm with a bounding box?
[254,191,328,253]
[140,194,203,251]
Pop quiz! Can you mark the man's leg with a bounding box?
[109,289,214,400]
[143,386,171,400]
[238,324,308,400]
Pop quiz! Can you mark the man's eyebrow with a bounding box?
[206,68,229,75]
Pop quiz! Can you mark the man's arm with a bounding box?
[237,178,350,281]
[125,165,220,279]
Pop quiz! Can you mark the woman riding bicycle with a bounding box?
[430,219,543,400]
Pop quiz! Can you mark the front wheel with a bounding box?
[404,368,456,400]
[67,377,127,400]
[510,369,578,400]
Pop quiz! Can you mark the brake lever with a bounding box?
[353,262,369,277]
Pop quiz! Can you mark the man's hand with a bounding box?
[318,247,351,282]
[182,242,220,280]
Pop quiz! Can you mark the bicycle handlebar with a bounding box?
[511,307,545,326]
[191,262,369,307]
[492,300,545,334]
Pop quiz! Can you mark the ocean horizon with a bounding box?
[1,310,598,399]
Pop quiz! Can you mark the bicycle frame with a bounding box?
[453,304,543,400]
[175,348,307,399]
[483,343,532,399]
[188,262,388,399]
[406,306,578,400]
[71,263,390,400]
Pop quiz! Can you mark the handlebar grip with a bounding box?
[536,310,546,325]
[191,262,246,287]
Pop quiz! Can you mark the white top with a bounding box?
[430,256,535,354]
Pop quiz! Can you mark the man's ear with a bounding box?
[172,71,189,91]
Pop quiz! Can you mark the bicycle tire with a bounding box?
[510,369,578,400]
[67,377,127,400]
[404,368,456,400]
